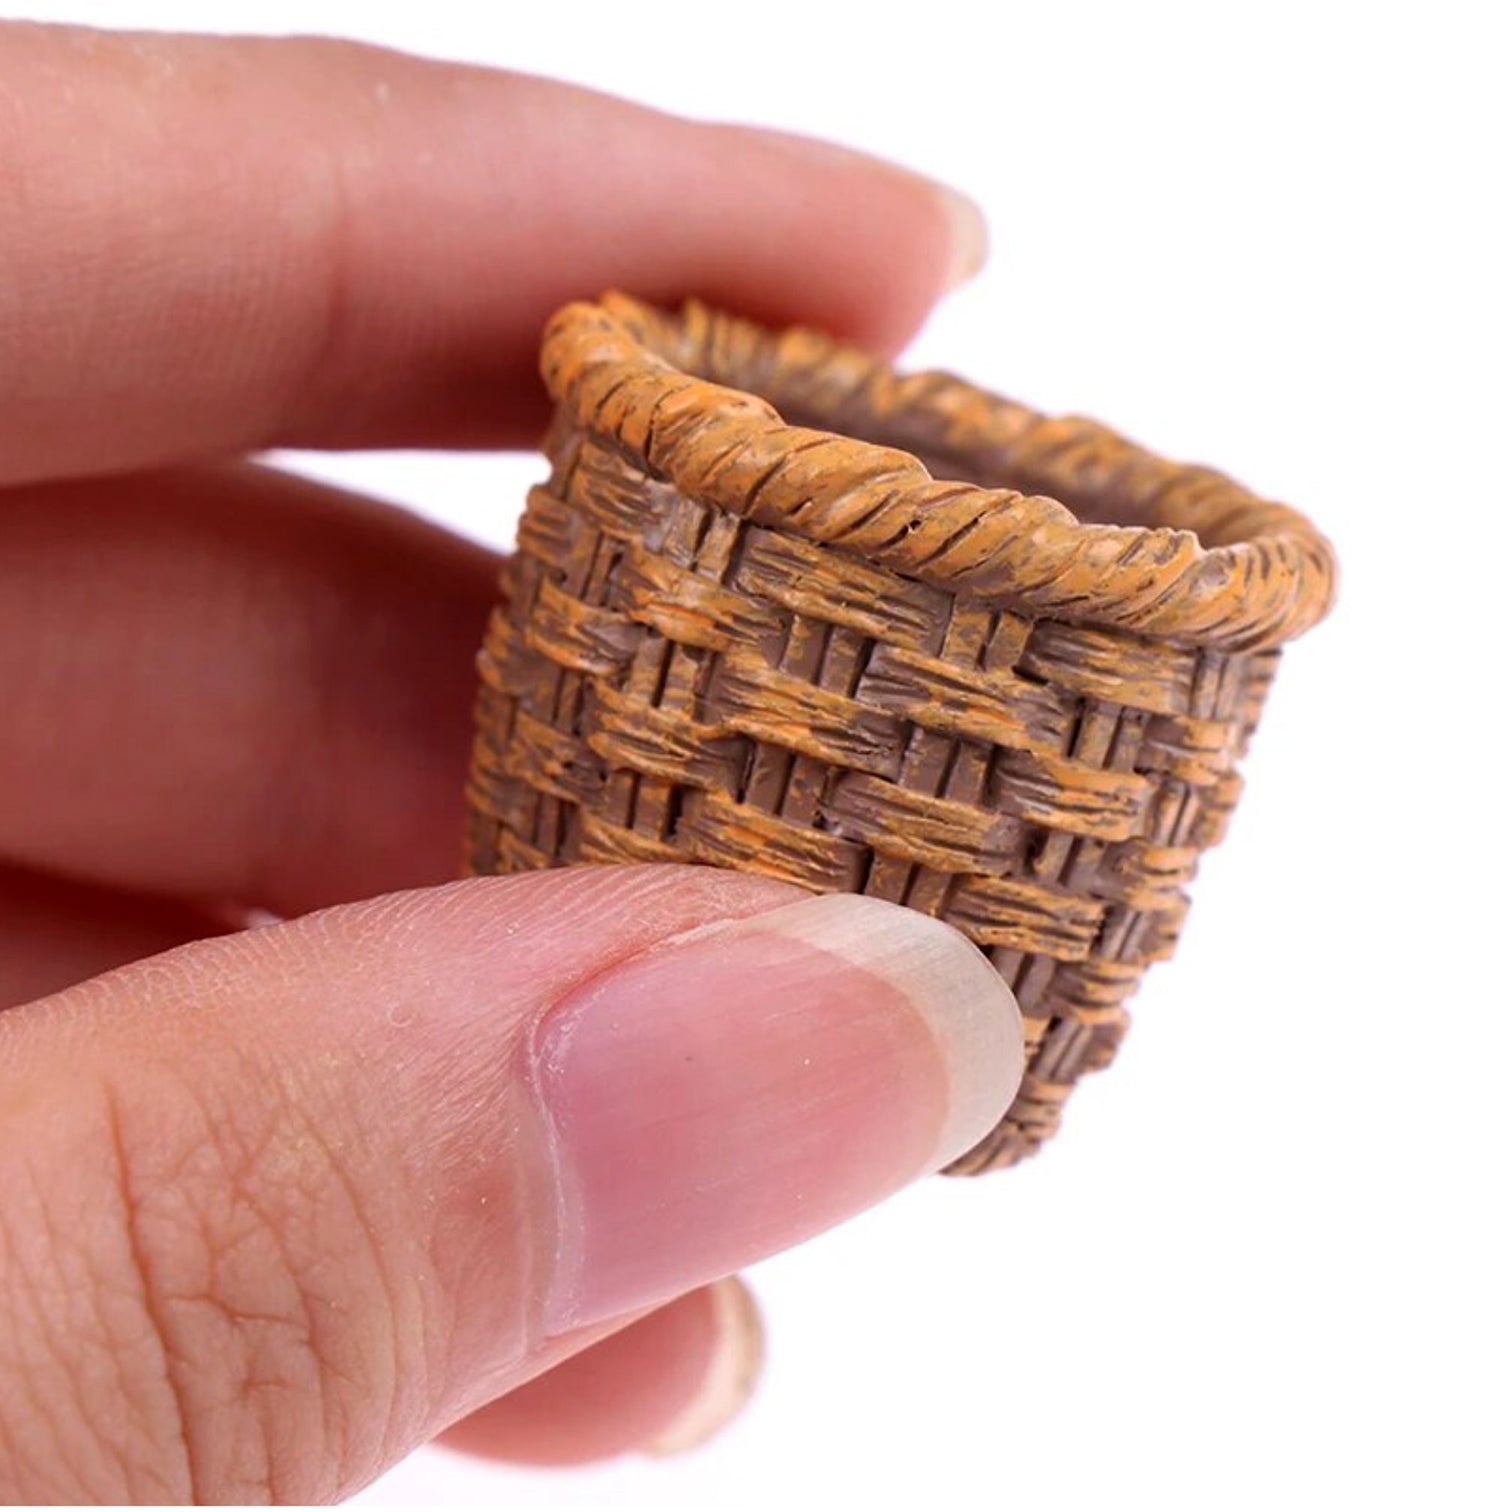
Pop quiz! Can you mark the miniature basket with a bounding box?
[466,293,1337,1172]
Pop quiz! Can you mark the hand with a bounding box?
[0,23,1021,1503]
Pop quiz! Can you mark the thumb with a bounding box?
[0,865,1022,1503]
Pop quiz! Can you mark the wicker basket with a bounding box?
[467,293,1337,1172]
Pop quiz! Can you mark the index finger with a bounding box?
[0,24,983,486]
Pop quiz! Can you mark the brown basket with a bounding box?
[466,293,1337,1172]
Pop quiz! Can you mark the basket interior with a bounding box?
[772,396,1174,534]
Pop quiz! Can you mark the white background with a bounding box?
[15,3,1498,1508]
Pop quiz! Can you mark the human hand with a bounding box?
[0,23,1022,1503]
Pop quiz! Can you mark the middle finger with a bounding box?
[0,863,226,1010]
[0,463,497,914]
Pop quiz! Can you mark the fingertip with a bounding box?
[931,180,990,293]
[533,892,1022,1335]
[749,125,989,293]
[693,122,987,353]
[644,1277,764,1458]
[439,1279,764,1466]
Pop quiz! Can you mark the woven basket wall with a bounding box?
[467,293,1336,1173]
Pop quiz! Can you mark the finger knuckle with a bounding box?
[105,1065,405,1501]
[0,1057,412,1502]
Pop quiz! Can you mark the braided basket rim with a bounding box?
[539,293,1337,652]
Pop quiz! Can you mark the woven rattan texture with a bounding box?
[467,296,1334,1172]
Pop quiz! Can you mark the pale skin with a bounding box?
[0,23,1008,1503]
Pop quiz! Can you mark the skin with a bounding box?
[0,22,984,1502]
